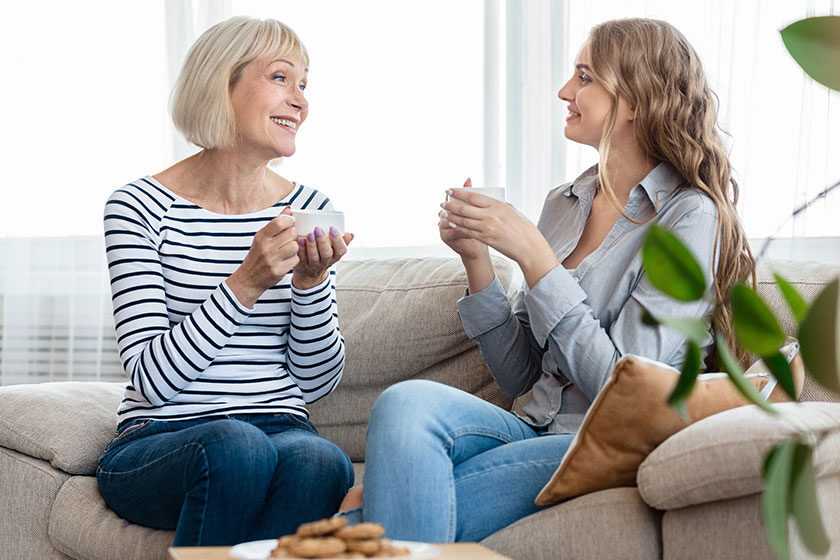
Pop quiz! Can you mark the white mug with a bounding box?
[291,210,345,236]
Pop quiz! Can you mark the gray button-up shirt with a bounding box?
[457,162,719,434]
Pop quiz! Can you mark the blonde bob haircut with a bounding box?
[171,16,309,150]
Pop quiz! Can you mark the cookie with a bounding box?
[334,522,386,540]
[296,516,348,538]
[344,538,383,555]
[334,554,366,559]
[288,536,347,558]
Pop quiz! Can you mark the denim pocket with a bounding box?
[104,419,154,452]
[286,414,318,434]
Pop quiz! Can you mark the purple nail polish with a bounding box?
[307,232,316,242]
[314,227,324,238]
[330,226,339,237]
[299,238,306,246]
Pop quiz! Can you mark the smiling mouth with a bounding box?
[568,110,581,118]
[270,117,297,131]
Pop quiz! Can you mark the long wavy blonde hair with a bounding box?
[588,18,756,368]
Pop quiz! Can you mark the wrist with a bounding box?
[518,241,559,290]
[227,272,261,308]
[292,270,329,291]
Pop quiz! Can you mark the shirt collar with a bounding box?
[566,161,684,208]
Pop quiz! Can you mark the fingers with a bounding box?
[446,188,495,208]
[261,212,297,238]
[440,199,485,220]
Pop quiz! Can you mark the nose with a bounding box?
[289,86,308,112]
[557,76,575,103]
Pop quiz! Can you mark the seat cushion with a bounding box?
[49,476,173,560]
[637,401,840,510]
[0,382,124,475]
[309,256,518,461]
[481,487,661,560]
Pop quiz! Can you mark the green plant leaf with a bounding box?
[780,16,840,92]
[668,341,701,420]
[774,273,809,324]
[762,351,798,401]
[642,224,707,302]
[762,440,797,560]
[731,283,786,356]
[643,313,708,346]
[798,279,840,394]
[790,443,831,555]
[716,334,777,414]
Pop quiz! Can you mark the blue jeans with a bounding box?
[96,413,353,546]
[357,380,574,542]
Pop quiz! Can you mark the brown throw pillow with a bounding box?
[534,341,804,506]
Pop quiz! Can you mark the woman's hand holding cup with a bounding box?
[292,227,354,290]
[228,207,300,307]
[438,178,490,262]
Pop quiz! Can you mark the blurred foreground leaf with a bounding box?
[732,284,786,355]
[790,444,830,555]
[781,16,840,91]
[642,225,706,301]
[717,334,776,414]
[799,279,840,394]
[762,351,798,401]
[667,341,701,420]
[775,273,808,324]
[763,440,797,560]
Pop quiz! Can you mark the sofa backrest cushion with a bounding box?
[0,381,124,475]
[308,256,518,461]
[757,258,840,402]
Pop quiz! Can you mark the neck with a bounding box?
[179,149,275,214]
[601,140,657,205]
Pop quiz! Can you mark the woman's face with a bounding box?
[229,53,309,159]
[557,42,633,149]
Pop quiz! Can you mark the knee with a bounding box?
[192,420,277,481]
[367,380,446,444]
[282,437,353,492]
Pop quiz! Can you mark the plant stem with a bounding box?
[758,177,840,259]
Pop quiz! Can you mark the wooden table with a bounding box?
[169,542,511,560]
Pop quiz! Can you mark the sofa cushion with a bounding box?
[0,448,71,560]
[757,258,840,403]
[49,476,172,560]
[481,487,661,560]
[637,401,840,510]
[534,344,802,506]
[309,257,518,461]
[0,382,124,475]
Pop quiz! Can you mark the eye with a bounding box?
[272,73,286,83]
[299,83,307,92]
[578,72,591,85]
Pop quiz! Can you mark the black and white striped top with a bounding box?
[104,176,344,425]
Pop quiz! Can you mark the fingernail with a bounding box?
[440,210,449,218]
[439,202,446,209]
[330,226,339,237]
[314,227,324,238]
[445,189,453,196]
[299,238,306,246]
[308,232,315,242]
[449,222,457,229]
[464,177,472,187]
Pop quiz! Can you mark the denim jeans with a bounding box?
[96,413,353,546]
[356,379,574,543]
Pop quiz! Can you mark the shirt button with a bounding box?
[574,277,580,284]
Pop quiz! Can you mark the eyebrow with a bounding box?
[269,58,309,73]
[575,63,591,71]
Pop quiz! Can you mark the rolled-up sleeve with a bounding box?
[458,276,546,398]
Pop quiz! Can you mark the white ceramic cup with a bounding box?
[291,210,345,237]
[449,187,506,202]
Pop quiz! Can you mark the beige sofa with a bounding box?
[1,256,839,560]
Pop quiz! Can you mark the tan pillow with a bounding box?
[534,342,804,506]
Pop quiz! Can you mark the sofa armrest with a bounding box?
[637,402,840,510]
[0,382,124,475]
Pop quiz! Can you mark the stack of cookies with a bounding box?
[270,516,410,558]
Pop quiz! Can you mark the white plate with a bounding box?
[228,538,440,560]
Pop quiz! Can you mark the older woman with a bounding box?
[96,16,354,546]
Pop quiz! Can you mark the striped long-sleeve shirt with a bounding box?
[104,176,344,425]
